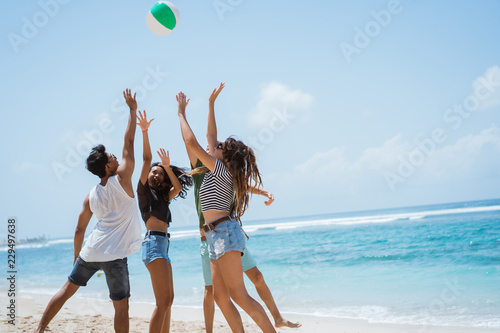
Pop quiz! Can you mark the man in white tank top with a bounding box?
[34,89,142,333]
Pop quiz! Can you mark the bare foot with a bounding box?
[275,317,302,328]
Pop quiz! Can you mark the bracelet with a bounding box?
[142,129,148,133]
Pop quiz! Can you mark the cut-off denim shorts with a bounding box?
[141,231,171,266]
[68,256,130,301]
[204,217,246,260]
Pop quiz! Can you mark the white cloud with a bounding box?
[417,126,500,183]
[295,147,352,183]
[356,134,410,171]
[474,65,500,110]
[281,126,500,194]
[247,82,314,128]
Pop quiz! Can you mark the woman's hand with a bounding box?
[264,191,274,206]
[176,91,190,116]
[209,82,225,104]
[136,110,154,132]
[157,148,170,167]
[123,88,137,111]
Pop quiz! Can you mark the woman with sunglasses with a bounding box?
[136,110,192,333]
[177,91,277,333]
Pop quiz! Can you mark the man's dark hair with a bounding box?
[86,145,108,178]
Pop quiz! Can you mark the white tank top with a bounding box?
[79,175,142,262]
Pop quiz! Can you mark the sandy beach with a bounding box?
[3,293,498,333]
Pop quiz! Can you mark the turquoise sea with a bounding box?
[3,199,500,328]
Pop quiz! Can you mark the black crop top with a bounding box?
[137,180,172,225]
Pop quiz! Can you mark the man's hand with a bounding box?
[157,148,170,167]
[176,91,190,116]
[209,82,225,104]
[137,110,154,132]
[123,88,137,111]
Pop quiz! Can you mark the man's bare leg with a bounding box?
[34,280,80,333]
[203,285,215,333]
[112,298,129,333]
[245,267,302,328]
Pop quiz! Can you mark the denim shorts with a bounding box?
[142,231,171,266]
[200,240,256,286]
[204,218,246,260]
[68,257,130,301]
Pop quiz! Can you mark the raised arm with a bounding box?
[73,194,93,265]
[248,186,275,206]
[184,138,199,169]
[177,92,217,171]
[137,110,155,185]
[157,148,183,201]
[180,104,199,169]
[207,82,225,153]
[117,89,138,183]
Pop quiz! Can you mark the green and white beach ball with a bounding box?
[146,1,180,36]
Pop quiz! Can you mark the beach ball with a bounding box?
[146,1,180,36]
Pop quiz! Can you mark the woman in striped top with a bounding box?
[177,91,277,333]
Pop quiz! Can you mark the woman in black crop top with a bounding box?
[177,91,277,333]
[137,110,192,333]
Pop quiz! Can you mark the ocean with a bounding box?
[3,199,500,328]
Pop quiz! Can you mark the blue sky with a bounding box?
[2,0,500,239]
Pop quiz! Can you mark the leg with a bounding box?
[211,259,244,333]
[201,241,215,333]
[112,298,129,333]
[218,251,276,333]
[245,267,301,328]
[102,258,131,333]
[34,280,80,333]
[146,258,174,333]
[203,285,215,333]
[160,262,174,333]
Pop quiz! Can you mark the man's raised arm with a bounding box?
[117,88,138,183]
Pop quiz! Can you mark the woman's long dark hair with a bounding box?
[150,162,193,202]
[222,138,262,221]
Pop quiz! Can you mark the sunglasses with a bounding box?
[216,142,223,150]
[108,154,117,162]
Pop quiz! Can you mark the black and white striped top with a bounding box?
[200,159,234,213]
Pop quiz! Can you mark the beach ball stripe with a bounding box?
[147,1,180,36]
